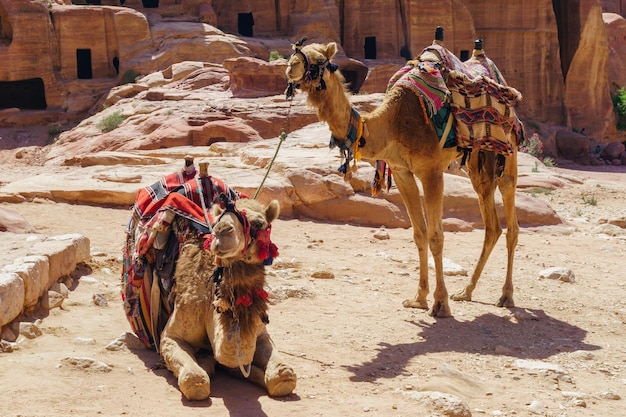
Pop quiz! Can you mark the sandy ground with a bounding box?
[1,162,625,417]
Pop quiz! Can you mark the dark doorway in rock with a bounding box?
[142,0,159,8]
[76,49,93,79]
[113,56,120,75]
[0,78,47,110]
[238,12,254,37]
[364,36,376,59]
[0,4,14,47]
[552,0,580,79]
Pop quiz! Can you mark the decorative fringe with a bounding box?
[371,160,392,197]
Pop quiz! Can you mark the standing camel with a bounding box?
[285,41,520,317]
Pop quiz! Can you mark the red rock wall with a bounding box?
[461,0,566,126]
[1,0,623,141]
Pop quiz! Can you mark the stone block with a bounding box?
[29,234,90,286]
[0,272,24,328]
[1,256,49,310]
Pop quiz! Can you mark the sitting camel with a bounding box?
[285,40,521,317]
[159,197,297,400]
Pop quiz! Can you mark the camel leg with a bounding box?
[161,317,212,401]
[392,169,430,310]
[242,329,297,396]
[394,169,450,317]
[451,151,501,303]
[495,151,518,307]
[420,170,450,318]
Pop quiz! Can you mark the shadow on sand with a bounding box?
[129,346,300,413]
[345,307,600,383]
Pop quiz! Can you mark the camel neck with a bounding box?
[306,72,353,142]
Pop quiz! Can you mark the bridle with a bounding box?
[213,193,252,255]
[285,37,339,99]
[209,193,277,265]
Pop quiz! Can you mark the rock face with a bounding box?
[605,12,626,92]
[563,0,616,141]
[0,0,625,142]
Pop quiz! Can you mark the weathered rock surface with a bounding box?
[0,234,90,331]
[0,123,564,230]
[1,0,625,142]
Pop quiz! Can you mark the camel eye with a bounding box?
[250,219,265,230]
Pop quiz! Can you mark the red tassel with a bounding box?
[202,234,214,251]
[254,287,268,300]
[236,293,252,307]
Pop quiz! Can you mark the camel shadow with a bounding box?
[128,346,299,413]
[345,308,600,383]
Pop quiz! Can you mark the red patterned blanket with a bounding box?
[121,170,246,349]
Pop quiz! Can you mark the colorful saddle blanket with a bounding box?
[121,170,246,350]
[387,42,524,156]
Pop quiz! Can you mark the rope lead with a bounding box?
[253,129,287,199]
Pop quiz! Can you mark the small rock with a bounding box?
[561,390,586,400]
[49,281,69,298]
[61,357,113,372]
[527,400,544,414]
[402,390,471,417]
[272,258,302,269]
[598,391,621,400]
[373,228,390,240]
[514,359,567,374]
[495,345,514,355]
[568,351,595,361]
[106,332,146,351]
[92,293,108,307]
[538,267,575,283]
[19,322,43,339]
[607,217,626,229]
[43,290,66,310]
[593,223,625,237]
[73,337,97,345]
[80,276,99,284]
[508,309,539,322]
[311,270,335,279]
[429,257,468,276]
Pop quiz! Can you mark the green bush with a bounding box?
[611,86,626,131]
[97,110,125,133]
[119,69,140,85]
[269,50,284,61]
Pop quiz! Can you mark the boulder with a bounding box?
[555,130,591,164]
[600,141,625,160]
[0,207,33,233]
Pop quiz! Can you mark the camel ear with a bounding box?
[264,200,280,224]
[325,42,337,60]
[211,204,224,218]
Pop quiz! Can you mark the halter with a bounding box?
[285,37,339,99]
[216,193,252,255]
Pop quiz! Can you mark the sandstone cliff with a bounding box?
[0,0,624,142]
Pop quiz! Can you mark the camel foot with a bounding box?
[266,364,297,397]
[402,299,429,309]
[428,301,452,318]
[178,368,211,401]
[496,294,515,308]
[450,289,472,302]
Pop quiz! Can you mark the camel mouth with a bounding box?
[210,237,244,259]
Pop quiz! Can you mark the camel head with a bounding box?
[209,196,280,265]
[285,39,339,97]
